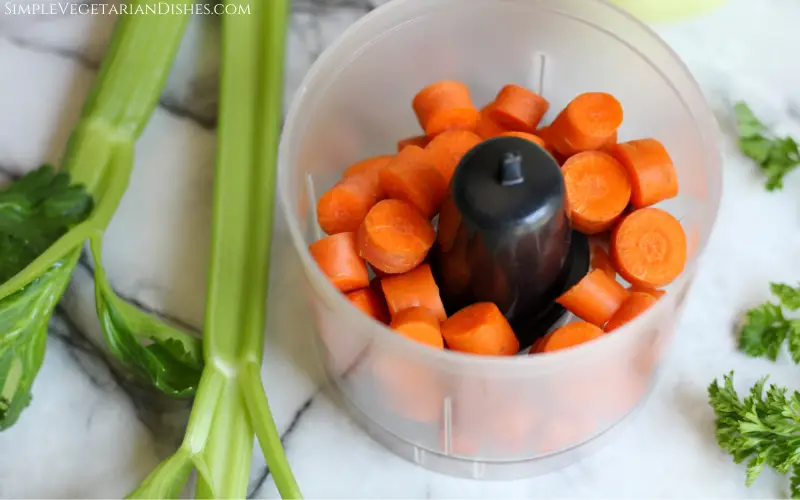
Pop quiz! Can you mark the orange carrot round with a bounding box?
[591,244,616,280]
[475,104,509,139]
[538,321,604,353]
[308,232,370,292]
[608,138,679,208]
[436,191,461,253]
[441,302,519,356]
[397,135,431,152]
[488,84,549,132]
[346,287,390,324]
[412,81,480,137]
[548,92,623,157]
[379,145,446,218]
[556,268,629,327]
[629,284,666,299]
[390,306,445,349]
[357,199,436,275]
[604,292,657,332]
[497,131,547,149]
[599,130,619,154]
[342,155,394,179]
[425,129,483,184]
[380,263,447,323]
[562,151,632,235]
[611,207,687,288]
[316,174,383,235]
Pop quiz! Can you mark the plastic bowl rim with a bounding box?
[277,0,723,372]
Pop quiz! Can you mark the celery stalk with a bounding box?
[0,1,201,430]
[128,0,300,497]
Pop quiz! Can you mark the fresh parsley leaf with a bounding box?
[709,372,800,498]
[739,283,800,364]
[734,102,800,191]
[773,283,800,311]
[0,165,92,283]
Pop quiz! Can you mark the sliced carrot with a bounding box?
[497,131,546,149]
[488,84,549,132]
[441,302,519,356]
[380,263,447,322]
[610,207,687,288]
[346,287,390,324]
[475,104,510,139]
[548,92,623,157]
[534,126,561,158]
[539,321,604,353]
[599,130,619,154]
[379,145,447,218]
[629,284,666,299]
[317,174,383,235]
[556,268,629,327]
[424,129,482,185]
[590,244,616,280]
[308,232,370,292]
[390,306,445,349]
[397,135,431,152]
[604,292,657,332]
[412,81,480,137]
[357,199,436,275]
[342,154,394,179]
[561,151,632,235]
[436,191,461,253]
[608,138,679,208]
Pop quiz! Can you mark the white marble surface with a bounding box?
[1,0,800,498]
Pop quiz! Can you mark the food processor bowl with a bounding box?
[278,0,721,480]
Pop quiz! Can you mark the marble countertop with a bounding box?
[1,0,800,498]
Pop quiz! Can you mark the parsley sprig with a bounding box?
[710,283,800,497]
[735,102,800,191]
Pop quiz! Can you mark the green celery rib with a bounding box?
[239,0,301,497]
[0,1,189,299]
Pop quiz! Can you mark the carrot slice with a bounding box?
[608,138,679,208]
[316,174,383,235]
[309,232,370,292]
[346,287,390,324]
[604,292,657,332]
[342,154,394,179]
[380,263,447,322]
[629,284,666,299]
[390,306,445,349]
[556,268,629,327]
[379,145,447,218]
[599,130,619,154]
[611,207,687,288]
[591,244,616,280]
[548,92,623,157]
[436,191,461,253]
[425,130,483,184]
[397,135,431,152]
[357,199,436,275]
[539,321,604,353]
[562,151,632,235]
[488,84,549,132]
[441,302,519,356]
[497,131,546,149]
[412,81,480,137]
[475,104,509,139]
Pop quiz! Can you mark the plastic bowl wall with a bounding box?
[278,0,721,480]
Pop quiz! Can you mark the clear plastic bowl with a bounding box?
[278,0,722,480]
